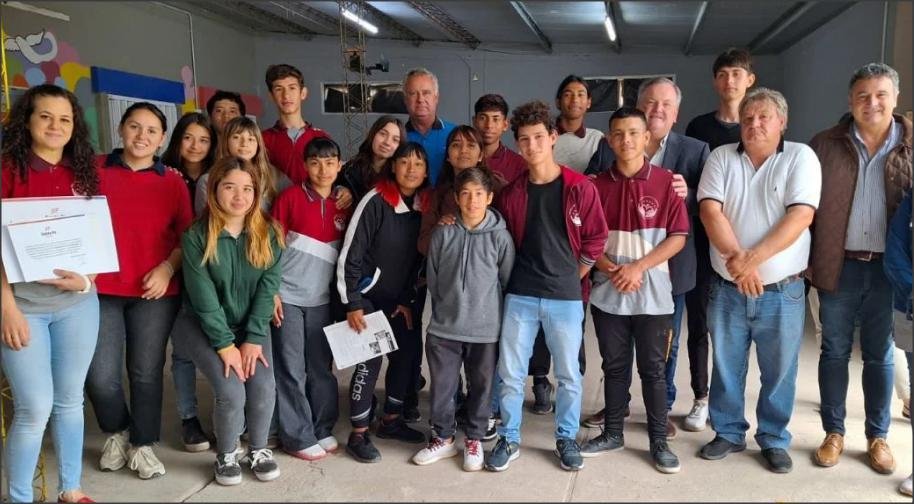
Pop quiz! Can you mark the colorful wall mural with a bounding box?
[3,28,263,146]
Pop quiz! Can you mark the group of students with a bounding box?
[1,47,911,504]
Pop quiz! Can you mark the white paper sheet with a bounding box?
[323,310,398,370]
[1,196,119,283]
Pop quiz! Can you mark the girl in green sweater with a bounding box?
[172,156,284,486]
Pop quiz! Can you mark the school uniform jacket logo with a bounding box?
[637,196,660,220]
[569,204,582,227]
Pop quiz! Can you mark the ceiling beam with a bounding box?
[605,1,621,54]
[748,1,817,53]
[360,2,425,46]
[683,1,709,55]
[406,1,481,49]
[197,0,316,38]
[774,1,856,53]
[270,1,338,33]
[509,1,552,54]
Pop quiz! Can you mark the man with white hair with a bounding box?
[585,78,710,438]
[402,67,455,187]
[697,88,821,473]
[808,62,912,475]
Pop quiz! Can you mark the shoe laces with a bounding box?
[129,446,160,469]
[652,439,670,452]
[250,448,274,467]
[428,437,450,452]
[687,401,705,417]
[557,439,579,456]
[465,439,481,457]
[220,450,240,467]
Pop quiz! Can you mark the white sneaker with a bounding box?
[127,445,166,479]
[463,438,484,472]
[683,399,709,432]
[99,431,130,471]
[317,435,339,453]
[900,473,913,497]
[411,437,458,466]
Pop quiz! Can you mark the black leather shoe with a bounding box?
[700,435,746,460]
[762,448,792,473]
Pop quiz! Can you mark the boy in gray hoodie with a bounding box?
[411,167,515,471]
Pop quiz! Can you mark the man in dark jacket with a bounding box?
[808,62,912,475]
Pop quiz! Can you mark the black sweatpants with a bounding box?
[348,298,421,428]
[592,306,672,440]
[426,334,497,440]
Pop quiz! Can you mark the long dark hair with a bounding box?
[2,84,98,195]
[348,115,406,181]
[437,125,484,189]
[162,112,216,177]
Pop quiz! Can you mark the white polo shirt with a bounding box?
[697,140,821,284]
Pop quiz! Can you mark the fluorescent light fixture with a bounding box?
[604,15,617,42]
[4,1,70,21]
[342,8,379,35]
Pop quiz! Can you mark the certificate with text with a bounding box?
[1,196,119,283]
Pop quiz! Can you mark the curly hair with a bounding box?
[2,84,98,195]
[510,100,555,139]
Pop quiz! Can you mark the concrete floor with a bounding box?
[11,307,913,502]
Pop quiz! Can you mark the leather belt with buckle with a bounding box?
[845,250,883,262]
[718,273,803,292]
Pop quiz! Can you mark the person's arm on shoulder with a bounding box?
[418,191,443,256]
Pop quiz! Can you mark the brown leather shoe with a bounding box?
[867,437,896,474]
[814,433,844,467]
[666,418,678,439]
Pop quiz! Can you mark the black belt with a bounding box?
[718,273,802,292]
[845,250,883,262]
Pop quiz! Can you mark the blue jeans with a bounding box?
[707,277,805,450]
[497,294,584,444]
[1,295,99,503]
[664,294,687,410]
[818,259,894,438]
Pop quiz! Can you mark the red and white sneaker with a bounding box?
[411,437,457,466]
[463,438,484,472]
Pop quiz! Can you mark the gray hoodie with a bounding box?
[426,208,515,344]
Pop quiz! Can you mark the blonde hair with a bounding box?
[218,116,278,202]
[201,157,284,269]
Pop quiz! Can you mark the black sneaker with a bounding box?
[650,438,681,474]
[482,416,498,441]
[346,432,381,463]
[182,417,211,453]
[531,378,554,415]
[485,436,520,472]
[376,416,426,444]
[214,451,242,486]
[580,432,624,457]
[246,448,280,481]
[554,438,584,471]
[402,404,422,424]
[762,448,793,473]
[700,435,746,460]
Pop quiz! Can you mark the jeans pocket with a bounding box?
[781,280,804,302]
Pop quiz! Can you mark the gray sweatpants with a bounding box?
[426,334,497,440]
[272,303,338,451]
[172,306,275,454]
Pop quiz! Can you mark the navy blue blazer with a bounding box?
[585,131,711,295]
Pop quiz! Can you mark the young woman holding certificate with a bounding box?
[1,84,100,503]
[85,102,194,480]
